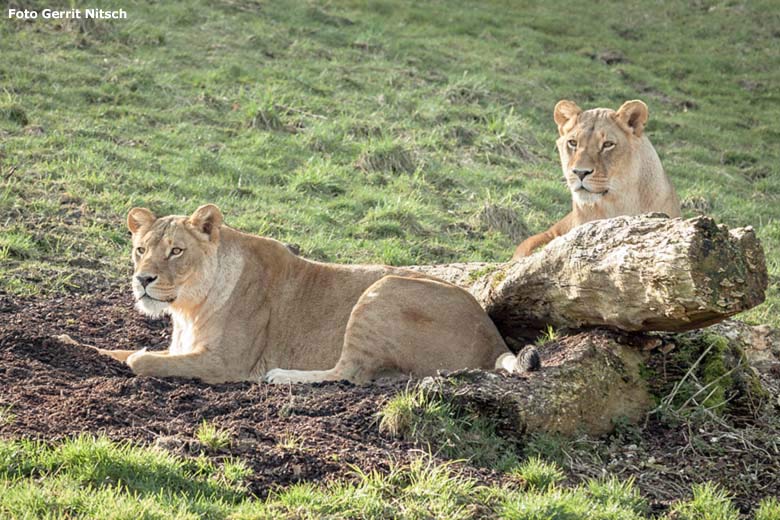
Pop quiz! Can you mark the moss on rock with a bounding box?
[645,330,769,421]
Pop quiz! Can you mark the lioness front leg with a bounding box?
[99,348,162,363]
[512,212,574,259]
[54,334,156,363]
[127,350,228,384]
[264,367,345,385]
[265,275,511,385]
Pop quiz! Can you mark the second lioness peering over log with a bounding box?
[411,214,767,338]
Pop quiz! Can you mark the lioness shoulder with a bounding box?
[513,99,681,259]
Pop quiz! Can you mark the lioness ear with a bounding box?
[188,204,223,239]
[127,207,156,234]
[616,100,648,137]
[554,100,582,135]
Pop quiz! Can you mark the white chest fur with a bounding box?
[169,313,196,355]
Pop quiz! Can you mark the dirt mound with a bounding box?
[0,290,505,496]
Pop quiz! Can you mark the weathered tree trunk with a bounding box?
[410,215,767,338]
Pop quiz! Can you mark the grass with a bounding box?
[670,482,741,520]
[0,406,16,426]
[378,386,519,471]
[195,420,232,452]
[535,324,559,346]
[755,498,780,520]
[646,331,768,422]
[275,432,306,452]
[508,455,565,492]
[0,0,777,326]
[1,435,765,519]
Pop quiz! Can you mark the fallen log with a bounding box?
[411,214,767,337]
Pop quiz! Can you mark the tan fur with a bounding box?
[98,205,515,385]
[513,99,681,259]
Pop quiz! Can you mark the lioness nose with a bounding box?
[136,274,157,288]
[573,168,594,180]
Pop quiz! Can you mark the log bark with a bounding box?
[419,331,652,437]
[415,324,774,437]
[410,214,767,337]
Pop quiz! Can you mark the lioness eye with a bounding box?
[602,141,615,150]
[136,247,145,255]
[170,247,183,256]
[567,139,577,148]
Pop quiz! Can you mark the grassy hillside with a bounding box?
[1,0,778,323]
[2,0,780,516]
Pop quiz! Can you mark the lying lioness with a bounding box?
[513,99,681,259]
[94,204,521,384]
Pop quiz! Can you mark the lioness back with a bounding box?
[512,99,680,259]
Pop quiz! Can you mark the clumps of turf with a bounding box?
[443,75,491,105]
[249,107,285,131]
[195,420,232,452]
[378,386,519,471]
[470,201,529,242]
[358,197,426,239]
[499,472,651,520]
[0,434,246,502]
[0,435,765,519]
[0,104,29,126]
[508,456,565,492]
[287,161,347,196]
[355,141,417,174]
[0,231,38,260]
[474,109,541,165]
[755,497,780,520]
[248,103,305,133]
[586,476,648,514]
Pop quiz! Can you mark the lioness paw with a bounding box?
[263,368,297,385]
[126,348,152,374]
[54,334,82,346]
[264,368,335,384]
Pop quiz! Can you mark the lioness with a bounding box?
[512,99,680,259]
[93,204,521,384]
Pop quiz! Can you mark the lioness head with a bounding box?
[554,99,649,207]
[127,204,223,317]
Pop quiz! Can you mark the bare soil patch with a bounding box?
[0,290,503,496]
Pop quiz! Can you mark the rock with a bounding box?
[420,331,652,437]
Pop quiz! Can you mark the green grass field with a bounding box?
[2,0,779,516]
[3,435,778,519]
